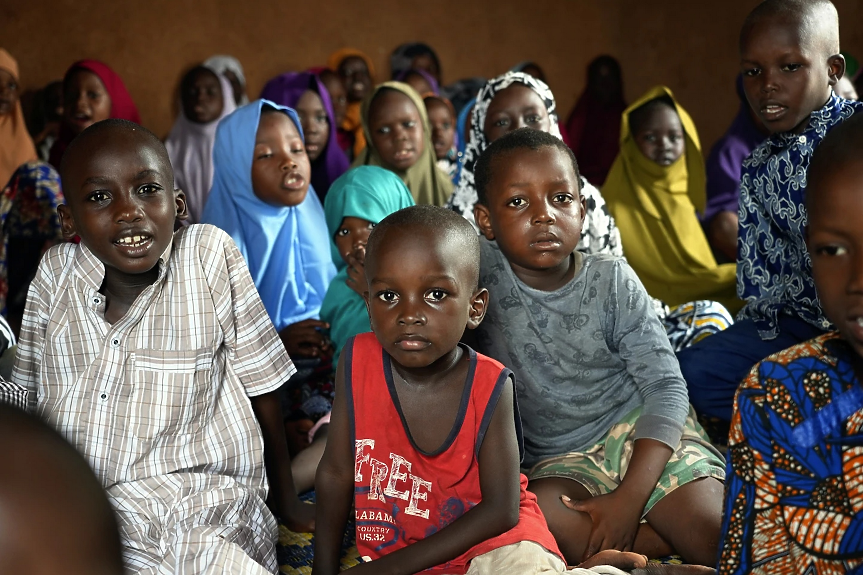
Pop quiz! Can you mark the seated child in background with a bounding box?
[424,93,460,182]
[313,204,645,575]
[718,111,863,574]
[165,64,236,223]
[317,68,348,127]
[328,49,375,159]
[49,59,141,169]
[472,128,726,567]
[355,82,454,206]
[203,100,336,492]
[601,87,739,313]
[11,119,310,573]
[319,166,414,367]
[0,403,124,575]
[677,0,863,423]
[259,71,351,200]
[396,68,439,96]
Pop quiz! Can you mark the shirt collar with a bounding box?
[768,91,843,147]
[74,236,175,292]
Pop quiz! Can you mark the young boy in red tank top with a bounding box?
[312,205,646,575]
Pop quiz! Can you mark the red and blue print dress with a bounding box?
[344,332,562,574]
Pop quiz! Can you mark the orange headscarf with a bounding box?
[327,48,376,158]
[0,49,37,188]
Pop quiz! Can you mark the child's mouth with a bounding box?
[760,104,787,121]
[393,149,414,161]
[282,172,306,190]
[113,234,153,255]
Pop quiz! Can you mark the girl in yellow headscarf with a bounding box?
[327,48,375,160]
[602,86,740,312]
[353,81,453,206]
[0,49,37,188]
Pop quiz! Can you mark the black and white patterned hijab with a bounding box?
[446,71,622,257]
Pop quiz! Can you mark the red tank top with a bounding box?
[345,333,563,574]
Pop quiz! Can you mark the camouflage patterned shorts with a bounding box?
[527,405,726,517]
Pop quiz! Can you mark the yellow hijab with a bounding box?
[328,48,375,158]
[601,86,740,312]
[353,81,453,207]
[0,49,37,188]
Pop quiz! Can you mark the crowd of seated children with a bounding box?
[601,87,739,312]
[354,81,453,206]
[260,71,351,199]
[2,0,863,572]
[165,64,237,223]
[319,165,414,367]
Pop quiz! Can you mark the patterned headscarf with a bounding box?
[446,71,622,257]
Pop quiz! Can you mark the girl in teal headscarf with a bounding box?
[320,166,414,365]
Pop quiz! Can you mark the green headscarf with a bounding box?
[353,81,454,206]
[320,166,415,365]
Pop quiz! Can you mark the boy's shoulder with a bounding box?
[752,331,843,378]
[167,224,242,272]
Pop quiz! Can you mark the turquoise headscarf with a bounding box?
[202,99,336,331]
[320,166,415,365]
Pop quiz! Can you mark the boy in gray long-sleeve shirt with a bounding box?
[471,128,725,568]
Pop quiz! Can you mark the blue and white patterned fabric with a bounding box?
[737,93,863,339]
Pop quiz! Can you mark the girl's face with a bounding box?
[632,104,685,166]
[295,89,329,162]
[334,216,375,265]
[251,111,311,207]
[181,69,223,124]
[339,56,372,103]
[320,70,348,126]
[367,90,424,172]
[64,69,112,136]
[404,72,434,97]
[484,83,551,143]
[426,99,455,160]
[0,69,19,116]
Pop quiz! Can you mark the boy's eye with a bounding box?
[743,68,760,77]
[526,114,542,124]
[494,118,509,128]
[337,228,350,237]
[816,245,848,257]
[442,122,452,130]
[256,152,273,160]
[88,191,110,203]
[403,120,416,129]
[378,126,391,135]
[553,193,573,204]
[507,197,527,208]
[377,290,398,303]
[643,134,657,142]
[782,63,802,72]
[139,184,161,195]
[88,91,100,99]
[292,147,305,154]
[425,289,447,302]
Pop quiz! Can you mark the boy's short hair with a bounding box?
[628,95,677,135]
[807,112,863,208]
[367,205,481,289]
[741,0,839,55]
[474,128,580,206]
[60,119,173,189]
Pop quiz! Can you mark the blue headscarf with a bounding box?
[320,166,415,366]
[202,99,336,331]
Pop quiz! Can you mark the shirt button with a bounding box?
[93,296,101,305]
[100,393,107,400]
[798,135,807,144]
[111,338,120,348]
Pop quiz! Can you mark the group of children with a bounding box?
[2,0,863,573]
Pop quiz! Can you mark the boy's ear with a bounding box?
[175,189,190,221]
[466,287,489,330]
[56,204,77,239]
[474,204,495,241]
[828,53,846,86]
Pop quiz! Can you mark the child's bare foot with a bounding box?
[631,565,716,575]
[577,549,648,571]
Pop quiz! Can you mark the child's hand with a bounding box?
[345,250,368,298]
[562,491,642,560]
[279,319,331,358]
[280,497,316,533]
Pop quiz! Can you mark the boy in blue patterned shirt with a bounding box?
[678,0,863,423]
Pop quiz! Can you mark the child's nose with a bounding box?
[114,195,144,223]
[397,298,426,325]
[849,253,863,293]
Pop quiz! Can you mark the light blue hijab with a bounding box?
[202,99,336,331]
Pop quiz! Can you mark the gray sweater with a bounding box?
[476,239,690,468]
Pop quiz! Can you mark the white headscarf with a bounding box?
[204,55,250,105]
[165,69,237,224]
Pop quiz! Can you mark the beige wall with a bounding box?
[6,0,863,151]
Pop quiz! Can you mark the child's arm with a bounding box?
[345,377,522,575]
[567,260,688,559]
[312,358,356,575]
[251,391,315,533]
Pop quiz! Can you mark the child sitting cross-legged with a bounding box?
[8,119,311,573]
[312,205,647,575]
[471,127,726,567]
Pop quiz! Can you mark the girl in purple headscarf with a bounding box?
[260,72,351,200]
